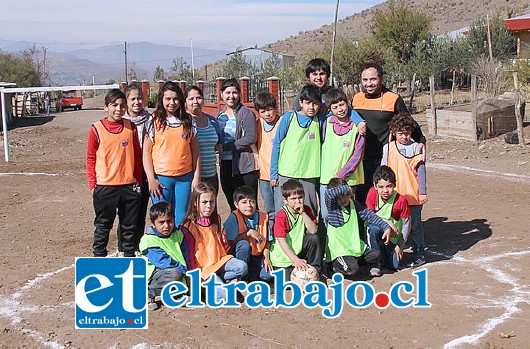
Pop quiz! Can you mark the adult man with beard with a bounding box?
[352,62,426,205]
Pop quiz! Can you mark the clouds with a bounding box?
[1,0,382,50]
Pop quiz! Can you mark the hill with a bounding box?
[268,0,530,58]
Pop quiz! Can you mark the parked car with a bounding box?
[57,91,83,112]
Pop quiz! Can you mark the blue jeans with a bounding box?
[409,205,425,259]
[259,179,279,232]
[212,257,248,303]
[151,172,193,227]
[366,223,399,270]
[232,240,273,282]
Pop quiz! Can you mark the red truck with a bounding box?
[57,90,83,111]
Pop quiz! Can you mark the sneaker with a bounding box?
[409,257,425,268]
[369,267,382,277]
[148,297,161,311]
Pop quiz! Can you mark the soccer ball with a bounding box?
[290,265,319,288]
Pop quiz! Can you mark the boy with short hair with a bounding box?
[320,88,366,223]
[366,165,412,270]
[269,179,322,276]
[293,58,332,112]
[270,84,325,215]
[139,202,193,310]
[254,91,281,231]
[325,177,394,277]
[223,185,273,282]
[86,88,143,257]
[382,113,427,267]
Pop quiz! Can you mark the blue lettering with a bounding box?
[390,281,414,307]
[245,282,273,308]
[303,281,330,310]
[161,282,188,308]
[322,273,344,318]
[223,281,246,307]
[186,269,205,307]
[272,269,303,308]
[203,275,224,308]
[345,281,374,308]
[413,268,431,307]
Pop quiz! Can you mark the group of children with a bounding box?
[86,61,427,309]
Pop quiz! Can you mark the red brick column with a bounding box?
[239,77,250,103]
[141,80,149,108]
[267,76,280,105]
[216,77,226,105]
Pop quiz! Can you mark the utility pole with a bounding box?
[42,47,47,85]
[329,0,340,87]
[124,41,128,84]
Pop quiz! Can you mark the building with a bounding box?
[505,14,530,59]
[226,47,295,70]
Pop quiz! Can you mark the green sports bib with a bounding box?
[326,200,365,260]
[139,230,188,280]
[374,191,403,244]
[270,206,305,267]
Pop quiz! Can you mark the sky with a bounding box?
[0,0,384,51]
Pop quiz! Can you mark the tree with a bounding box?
[466,13,516,62]
[0,52,41,87]
[223,48,253,79]
[153,65,166,81]
[371,0,431,65]
[170,56,193,82]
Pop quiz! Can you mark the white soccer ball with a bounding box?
[290,265,319,288]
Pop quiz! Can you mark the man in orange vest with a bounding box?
[352,62,426,205]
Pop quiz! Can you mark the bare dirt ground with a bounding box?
[0,101,529,349]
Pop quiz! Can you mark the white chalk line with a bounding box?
[0,172,70,176]
[441,249,530,348]
[430,163,530,183]
[1,264,73,349]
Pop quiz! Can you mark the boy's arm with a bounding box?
[302,206,317,234]
[86,126,99,190]
[336,134,365,179]
[262,241,273,272]
[395,196,411,247]
[355,200,391,232]
[145,247,188,274]
[270,112,291,182]
[325,184,351,211]
[191,134,201,188]
[348,108,366,130]
[417,161,427,195]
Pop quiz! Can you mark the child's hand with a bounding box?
[270,179,278,187]
[386,220,399,237]
[382,228,392,245]
[293,257,308,271]
[90,187,95,195]
[215,144,223,153]
[394,245,403,261]
[148,179,165,199]
[191,177,199,190]
[295,204,304,214]
[263,257,273,273]
[419,194,428,205]
[247,229,264,244]
[357,121,367,136]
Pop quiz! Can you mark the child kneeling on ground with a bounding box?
[139,202,194,310]
[223,185,273,283]
[325,177,395,277]
[269,179,322,279]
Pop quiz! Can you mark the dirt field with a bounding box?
[0,102,529,349]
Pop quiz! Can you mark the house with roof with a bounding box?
[505,14,530,59]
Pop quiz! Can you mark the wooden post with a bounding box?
[471,74,478,142]
[513,71,526,146]
[450,70,456,105]
[409,73,416,109]
[486,14,494,62]
[429,75,437,136]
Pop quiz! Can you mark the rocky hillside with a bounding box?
[269,0,530,58]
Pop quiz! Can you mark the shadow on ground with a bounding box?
[423,217,492,263]
[7,115,55,130]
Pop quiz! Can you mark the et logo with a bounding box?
[75,257,148,329]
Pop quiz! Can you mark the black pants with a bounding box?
[331,249,380,276]
[93,184,140,257]
[148,267,184,299]
[219,160,258,211]
[281,233,323,281]
[356,156,383,205]
[118,177,149,252]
